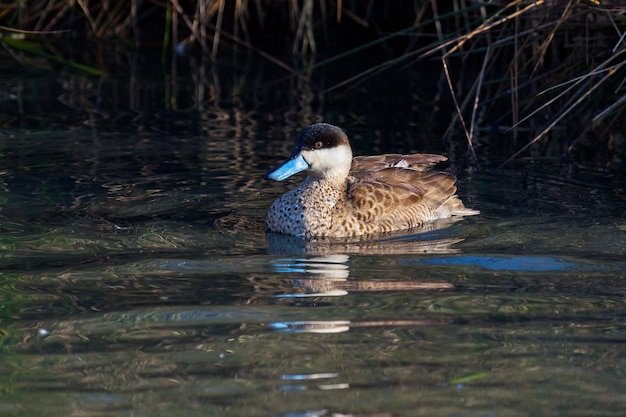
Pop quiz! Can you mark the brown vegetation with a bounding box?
[1,1,625,166]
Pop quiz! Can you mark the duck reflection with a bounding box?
[279,372,350,393]
[266,217,465,256]
[271,255,350,299]
[265,221,460,334]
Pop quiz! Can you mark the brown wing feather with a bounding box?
[351,154,447,173]
[347,164,459,229]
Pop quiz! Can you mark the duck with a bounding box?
[266,123,478,239]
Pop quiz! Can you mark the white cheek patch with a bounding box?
[302,147,352,177]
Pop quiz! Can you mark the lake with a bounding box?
[0,57,625,417]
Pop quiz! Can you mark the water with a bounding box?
[1,72,626,416]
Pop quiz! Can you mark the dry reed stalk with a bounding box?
[212,0,225,60]
[499,48,626,167]
[423,0,626,166]
[170,0,212,56]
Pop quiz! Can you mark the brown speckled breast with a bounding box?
[267,177,353,238]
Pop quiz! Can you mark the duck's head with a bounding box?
[266,123,353,181]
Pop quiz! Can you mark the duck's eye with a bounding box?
[314,141,324,149]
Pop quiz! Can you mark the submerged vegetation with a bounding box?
[1,0,625,167]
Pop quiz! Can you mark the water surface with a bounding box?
[1,85,625,416]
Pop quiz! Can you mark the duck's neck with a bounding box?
[307,168,349,188]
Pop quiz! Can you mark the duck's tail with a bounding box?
[445,195,480,217]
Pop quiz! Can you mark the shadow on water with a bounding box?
[0,54,625,416]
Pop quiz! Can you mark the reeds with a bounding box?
[419,0,626,167]
[1,1,625,166]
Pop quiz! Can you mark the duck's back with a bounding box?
[350,153,448,173]
[343,154,478,235]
